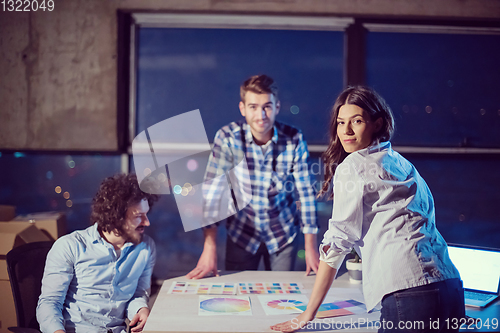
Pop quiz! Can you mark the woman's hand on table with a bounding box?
[270,311,314,332]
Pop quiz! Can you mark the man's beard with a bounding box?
[124,226,143,245]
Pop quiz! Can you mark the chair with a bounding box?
[6,241,54,333]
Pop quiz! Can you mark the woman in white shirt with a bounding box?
[271,86,465,332]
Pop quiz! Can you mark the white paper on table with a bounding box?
[257,294,309,315]
[294,288,381,331]
[198,296,252,316]
[168,281,237,295]
[238,282,305,294]
[326,288,381,312]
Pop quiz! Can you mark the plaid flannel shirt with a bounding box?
[203,120,318,255]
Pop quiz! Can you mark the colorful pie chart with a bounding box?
[266,299,305,310]
[200,297,251,313]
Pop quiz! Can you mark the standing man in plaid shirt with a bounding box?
[187,74,319,279]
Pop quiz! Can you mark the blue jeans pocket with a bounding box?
[395,289,440,331]
[380,288,440,332]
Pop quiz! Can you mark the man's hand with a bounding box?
[129,307,150,332]
[304,233,320,275]
[186,228,219,279]
[186,246,218,279]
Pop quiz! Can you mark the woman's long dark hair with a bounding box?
[319,86,395,199]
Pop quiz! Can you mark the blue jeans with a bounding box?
[225,236,298,271]
[379,278,465,333]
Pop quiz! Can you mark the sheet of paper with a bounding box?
[198,296,252,316]
[168,281,237,295]
[238,282,304,294]
[295,298,367,319]
[299,290,381,331]
[294,288,380,320]
[257,294,309,315]
[327,287,381,312]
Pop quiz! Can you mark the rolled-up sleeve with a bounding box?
[320,160,364,268]
[37,238,75,333]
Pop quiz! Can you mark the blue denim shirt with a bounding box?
[37,224,156,333]
[320,141,460,311]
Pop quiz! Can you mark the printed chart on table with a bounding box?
[238,282,305,294]
[295,298,367,319]
[168,281,237,295]
[257,294,310,315]
[167,281,305,295]
[198,296,252,316]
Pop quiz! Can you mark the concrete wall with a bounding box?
[1,0,499,151]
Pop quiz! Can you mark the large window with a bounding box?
[0,153,123,232]
[366,27,500,148]
[128,14,348,276]
[133,15,347,146]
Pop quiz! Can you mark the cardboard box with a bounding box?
[0,222,51,332]
[0,205,15,222]
[0,280,16,332]
[0,222,51,279]
[13,212,67,240]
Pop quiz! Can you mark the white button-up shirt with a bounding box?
[320,141,460,311]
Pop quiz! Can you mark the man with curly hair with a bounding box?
[37,173,159,333]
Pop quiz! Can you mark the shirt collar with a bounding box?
[271,126,278,144]
[90,223,134,249]
[366,140,391,154]
[90,223,103,244]
[243,121,278,145]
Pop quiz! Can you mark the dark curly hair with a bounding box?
[91,173,159,236]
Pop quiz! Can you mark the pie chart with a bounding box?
[266,299,305,310]
[200,297,251,313]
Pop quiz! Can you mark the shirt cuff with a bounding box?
[202,221,219,229]
[319,243,346,269]
[301,225,318,234]
[127,298,149,320]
